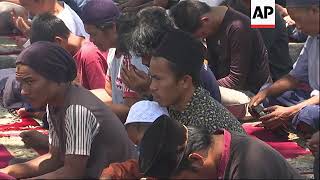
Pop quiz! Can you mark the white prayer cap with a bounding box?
[125,100,169,125]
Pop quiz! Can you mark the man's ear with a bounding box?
[188,153,205,170]
[179,75,193,89]
[54,36,64,45]
[200,16,209,25]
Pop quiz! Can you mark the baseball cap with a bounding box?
[125,100,169,125]
[81,0,120,25]
[139,115,188,178]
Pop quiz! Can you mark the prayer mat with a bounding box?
[0,36,22,55]
[242,122,311,159]
[242,122,314,177]
[0,144,13,168]
[0,105,47,168]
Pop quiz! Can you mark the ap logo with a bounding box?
[251,0,275,28]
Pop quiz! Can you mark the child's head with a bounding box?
[125,100,169,145]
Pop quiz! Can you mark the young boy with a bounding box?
[100,100,168,179]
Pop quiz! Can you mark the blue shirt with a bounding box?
[200,64,221,102]
[290,35,320,96]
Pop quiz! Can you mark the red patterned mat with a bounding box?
[0,115,47,168]
[242,123,311,159]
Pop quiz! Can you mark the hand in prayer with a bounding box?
[10,9,30,37]
[259,105,299,130]
[121,64,151,96]
[283,15,295,27]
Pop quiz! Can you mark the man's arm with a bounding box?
[31,155,89,179]
[263,74,299,97]
[249,74,299,107]
[291,95,320,111]
[0,146,62,179]
[90,88,112,103]
[217,27,252,89]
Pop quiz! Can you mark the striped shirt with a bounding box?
[46,85,137,178]
[48,104,100,156]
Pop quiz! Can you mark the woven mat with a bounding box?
[0,36,22,55]
[0,106,47,168]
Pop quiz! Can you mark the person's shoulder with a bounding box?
[195,87,222,109]
[67,85,104,106]
[231,133,283,159]
[229,133,302,179]
[226,8,251,29]
[308,35,319,44]
[78,41,104,59]
[58,1,83,23]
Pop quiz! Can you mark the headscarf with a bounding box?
[16,41,77,83]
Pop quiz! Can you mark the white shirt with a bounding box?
[106,48,149,104]
[57,1,89,38]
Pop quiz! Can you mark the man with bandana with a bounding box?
[0,42,136,179]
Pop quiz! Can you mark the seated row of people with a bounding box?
[0,0,318,179]
[0,0,318,141]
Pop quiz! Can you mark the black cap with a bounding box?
[153,29,204,81]
[139,115,188,178]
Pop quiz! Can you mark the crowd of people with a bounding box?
[0,0,319,179]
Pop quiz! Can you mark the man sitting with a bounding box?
[148,29,245,134]
[224,0,293,81]
[170,0,270,94]
[30,13,108,91]
[81,0,149,121]
[139,117,302,179]
[0,42,136,179]
[100,100,168,179]
[121,6,221,102]
[2,0,88,48]
[249,0,319,139]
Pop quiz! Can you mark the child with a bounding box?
[100,100,168,179]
